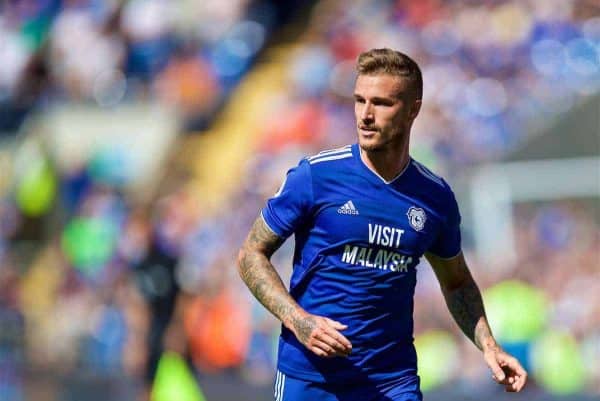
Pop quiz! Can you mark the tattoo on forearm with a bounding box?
[238,216,298,326]
[443,260,495,351]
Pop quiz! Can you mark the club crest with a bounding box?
[407,207,426,231]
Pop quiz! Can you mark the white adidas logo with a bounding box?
[337,200,359,215]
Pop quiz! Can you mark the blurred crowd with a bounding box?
[0,0,292,134]
[0,0,599,400]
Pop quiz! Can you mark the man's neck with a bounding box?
[360,145,410,182]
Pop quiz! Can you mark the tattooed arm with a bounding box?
[425,252,494,350]
[237,215,352,358]
[425,252,527,392]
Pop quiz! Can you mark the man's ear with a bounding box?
[409,99,422,120]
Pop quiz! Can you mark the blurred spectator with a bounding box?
[155,40,222,131]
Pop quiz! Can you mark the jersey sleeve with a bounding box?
[261,159,313,239]
[427,185,462,258]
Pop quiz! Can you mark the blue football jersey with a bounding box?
[261,143,461,386]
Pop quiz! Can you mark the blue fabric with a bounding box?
[262,143,461,388]
[274,370,423,401]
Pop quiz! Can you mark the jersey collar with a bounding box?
[353,143,412,185]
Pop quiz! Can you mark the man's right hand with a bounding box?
[287,311,353,358]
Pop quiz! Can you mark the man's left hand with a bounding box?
[483,346,528,392]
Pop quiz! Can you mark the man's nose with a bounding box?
[361,102,374,121]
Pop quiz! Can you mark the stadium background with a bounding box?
[0,1,598,400]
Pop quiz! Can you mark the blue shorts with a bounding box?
[273,370,423,401]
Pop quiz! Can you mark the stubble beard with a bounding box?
[358,126,407,154]
[359,140,386,153]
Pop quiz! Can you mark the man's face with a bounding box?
[354,73,420,152]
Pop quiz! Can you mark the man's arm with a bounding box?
[237,215,352,358]
[425,251,527,392]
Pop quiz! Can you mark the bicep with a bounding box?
[242,214,285,259]
[425,251,472,291]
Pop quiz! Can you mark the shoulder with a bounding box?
[411,159,446,187]
[409,159,457,208]
[281,145,354,187]
[304,145,353,167]
[410,159,452,191]
[302,145,356,188]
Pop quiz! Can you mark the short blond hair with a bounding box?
[356,48,423,100]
